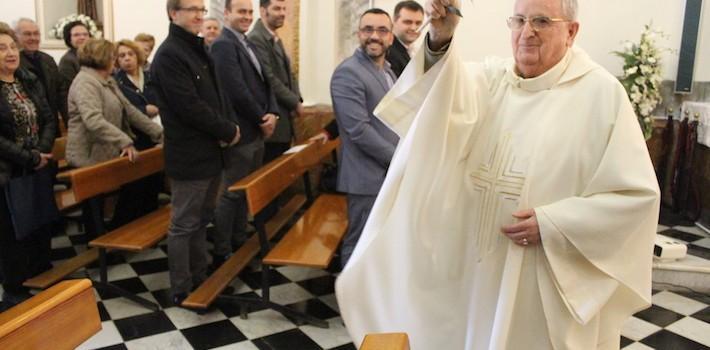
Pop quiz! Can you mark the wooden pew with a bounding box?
[88,205,171,310]
[181,194,306,310]
[0,279,101,350]
[24,148,165,291]
[256,141,347,328]
[23,249,99,289]
[360,333,410,350]
[182,146,314,310]
[55,146,164,206]
[51,136,68,170]
[262,194,347,268]
[183,141,343,327]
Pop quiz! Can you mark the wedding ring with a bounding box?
[522,238,529,245]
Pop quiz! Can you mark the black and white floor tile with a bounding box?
[2,222,710,349]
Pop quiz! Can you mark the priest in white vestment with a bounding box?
[335,0,661,349]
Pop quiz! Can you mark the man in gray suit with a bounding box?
[331,8,399,266]
[248,0,303,162]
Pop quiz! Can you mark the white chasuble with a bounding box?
[335,35,660,350]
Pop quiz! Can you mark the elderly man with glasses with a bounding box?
[330,8,399,268]
[336,0,660,349]
[15,18,68,134]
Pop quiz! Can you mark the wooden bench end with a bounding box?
[0,279,101,349]
[360,333,410,350]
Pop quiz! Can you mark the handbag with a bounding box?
[4,163,59,240]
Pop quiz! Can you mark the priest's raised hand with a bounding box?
[425,0,461,49]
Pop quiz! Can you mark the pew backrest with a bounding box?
[57,147,164,204]
[0,279,101,350]
[229,140,339,216]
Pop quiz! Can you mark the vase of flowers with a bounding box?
[49,14,103,40]
[614,24,666,140]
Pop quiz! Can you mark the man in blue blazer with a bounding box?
[210,0,279,269]
[331,8,399,267]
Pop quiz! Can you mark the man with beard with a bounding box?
[15,18,68,133]
[331,8,399,267]
[248,0,303,163]
[387,1,424,77]
[210,0,279,269]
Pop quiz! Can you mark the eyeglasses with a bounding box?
[359,27,391,36]
[177,7,208,15]
[507,15,568,31]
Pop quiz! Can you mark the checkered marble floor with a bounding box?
[3,221,710,349]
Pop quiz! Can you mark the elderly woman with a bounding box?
[112,39,163,227]
[58,21,91,88]
[0,26,57,308]
[67,38,162,234]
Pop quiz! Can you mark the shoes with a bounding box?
[171,292,188,307]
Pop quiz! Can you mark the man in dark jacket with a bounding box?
[209,0,278,268]
[386,1,424,77]
[248,0,302,162]
[15,18,68,134]
[152,0,240,303]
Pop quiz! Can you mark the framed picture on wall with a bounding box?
[35,0,113,49]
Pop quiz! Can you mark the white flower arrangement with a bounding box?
[614,24,667,140]
[49,14,103,41]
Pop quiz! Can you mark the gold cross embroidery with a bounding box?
[469,133,526,256]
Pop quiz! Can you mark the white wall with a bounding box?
[0,1,35,24]
[112,0,168,61]
[2,0,708,105]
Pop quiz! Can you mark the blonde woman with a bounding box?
[66,38,162,234]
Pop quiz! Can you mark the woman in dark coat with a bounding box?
[0,27,57,309]
[58,21,91,109]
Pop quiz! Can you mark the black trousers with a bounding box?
[0,189,51,294]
